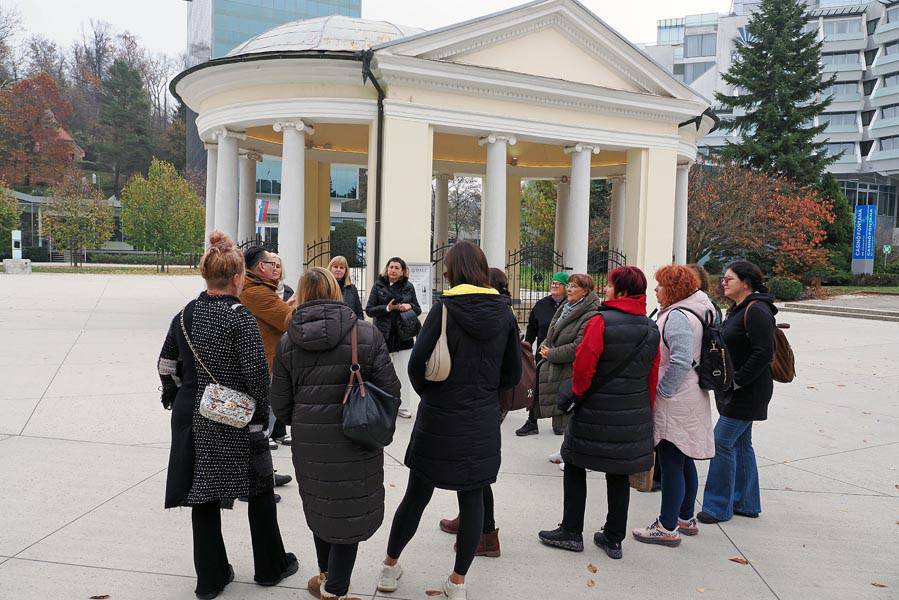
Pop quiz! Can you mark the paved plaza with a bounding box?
[0,273,897,599]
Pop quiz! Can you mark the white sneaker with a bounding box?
[443,577,467,599]
[377,563,403,593]
[398,408,413,419]
[547,451,562,464]
[558,461,565,471]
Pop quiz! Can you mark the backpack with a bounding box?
[663,305,734,395]
[744,301,795,384]
[499,338,538,413]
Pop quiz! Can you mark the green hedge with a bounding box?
[768,276,803,301]
[23,247,50,262]
[87,252,199,266]
[851,273,899,287]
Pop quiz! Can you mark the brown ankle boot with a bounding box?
[482,529,501,557]
[307,572,327,598]
[439,515,460,534]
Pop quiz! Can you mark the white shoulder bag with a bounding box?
[424,303,452,382]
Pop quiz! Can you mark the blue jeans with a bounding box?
[656,440,698,531]
[701,416,761,520]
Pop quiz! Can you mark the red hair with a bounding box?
[655,264,700,307]
[609,266,647,297]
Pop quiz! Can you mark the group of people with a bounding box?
[158,230,777,599]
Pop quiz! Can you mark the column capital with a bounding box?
[213,127,246,142]
[240,151,263,162]
[564,143,600,156]
[557,175,570,184]
[273,120,315,135]
[436,173,453,182]
[677,161,694,173]
[203,142,218,151]
[478,133,517,147]
[609,175,626,184]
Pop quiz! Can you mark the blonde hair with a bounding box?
[200,230,244,289]
[327,255,352,286]
[295,267,343,306]
[270,253,285,284]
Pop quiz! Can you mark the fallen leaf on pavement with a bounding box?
[806,385,817,390]
[729,557,750,565]
[425,591,443,597]
[696,588,705,593]
[89,596,110,599]
[872,582,888,588]
[586,578,596,588]
[587,563,598,574]
[388,483,396,488]
[836,384,845,388]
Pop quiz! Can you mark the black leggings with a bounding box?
[313,534,359,597]
[191,490,289,595]
[482,485,496,533]
[387,471,485,576]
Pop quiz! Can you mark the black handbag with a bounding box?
[397,308,422,341]
[342,325,402,450]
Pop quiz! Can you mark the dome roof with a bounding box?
[226,16,424,56]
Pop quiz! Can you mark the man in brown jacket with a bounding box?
[240,246,296,458]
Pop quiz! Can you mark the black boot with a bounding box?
[538,526,584,552]
[516,419,538,436]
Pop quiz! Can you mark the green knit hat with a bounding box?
[552,272,570,285]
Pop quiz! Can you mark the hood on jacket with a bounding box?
[659,290,715,320]
[602,294,648,316]
[286,299,357,352]
[441,289,511,340]
[731,292,778,317]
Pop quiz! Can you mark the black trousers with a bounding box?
[313,534,359,597]
[191,490,290,595]
[560,464,630,545]
[387,471,484,576]
[483,485,496,533]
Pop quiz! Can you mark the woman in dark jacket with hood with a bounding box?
[538,266,660,561]
[698,260,775,524]
[270,267,400,600]
[377,241,521,600]
[366,256,422,418]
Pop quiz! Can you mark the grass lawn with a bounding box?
[817,286,899,297]
[23,266,200,276]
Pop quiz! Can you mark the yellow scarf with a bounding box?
[442,284,499,296]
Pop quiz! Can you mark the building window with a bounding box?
[884,72,899,88]
[886,42,899,57]
[674,61,715,84]
[880,135,899,151]
[657,25,684,45]
[864,79,877,95]
[824,82,857,97]
[868,18,880,35]
[888,6,899,24]
[822,52,860,66]
[862,110,876,126]
[820,112,857,128]
[684,33,717,58]
[883,104,899,120]
[823,19,861,36]
[824,142,855,158]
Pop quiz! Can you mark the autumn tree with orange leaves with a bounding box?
[688,162,834,277]
[0,72,75,189]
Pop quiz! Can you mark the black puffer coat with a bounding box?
[561,304,660,475]
[365,276,421,352]
[716,292,777,422]
[269,300,400,544]
[405,288,522,490]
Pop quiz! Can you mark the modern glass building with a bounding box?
[184,0,363,246]
[643,0,899,247]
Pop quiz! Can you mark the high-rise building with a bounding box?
[183,0,363,245]
[643,0,898,247]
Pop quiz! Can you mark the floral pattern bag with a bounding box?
[180,309,256,428]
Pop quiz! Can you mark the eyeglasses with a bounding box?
[262,261,278,268]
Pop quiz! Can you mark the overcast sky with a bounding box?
[14,0,732,58]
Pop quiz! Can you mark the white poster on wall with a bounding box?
[407,263,433,315]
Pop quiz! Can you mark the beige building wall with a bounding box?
[379,117,434,266]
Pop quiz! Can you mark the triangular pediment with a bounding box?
[377,0,707,103]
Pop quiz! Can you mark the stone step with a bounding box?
[781,303,899,322]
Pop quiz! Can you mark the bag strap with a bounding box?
[343,325,366,404]
[179,304,219,386]
[588,325,652,395]
[742,300,759,331]
[440,303,448,339]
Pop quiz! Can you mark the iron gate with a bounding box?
[304,238,368,302]
[238,236,277,253]
[506,244,566,323]
[431,242,455,295]
[588,248,626,300]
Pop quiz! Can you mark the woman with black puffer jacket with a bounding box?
[270,267,400,600]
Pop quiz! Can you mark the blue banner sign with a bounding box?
[852,205,877,260]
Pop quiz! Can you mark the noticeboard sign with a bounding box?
[852,205,877,261]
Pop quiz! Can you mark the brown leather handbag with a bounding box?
[744,301,795,384]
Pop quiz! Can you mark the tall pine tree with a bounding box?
[717,0,835,186]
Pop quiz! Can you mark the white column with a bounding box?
[203,143,217,247]
[554,177,570,257]
[238,152,260,243]
[434,173,451,249]
[213,128,245,241]
[673,163,691,264]
[563,143,600,273]
[478,133,516,268]
[274,120,313,288]
[609,176,626,253]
